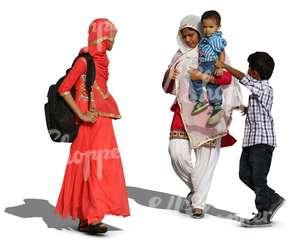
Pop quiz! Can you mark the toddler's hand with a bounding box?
[215,60,225,69]
[215,68,224,77]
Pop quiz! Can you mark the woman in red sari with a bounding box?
[55,18,130,234]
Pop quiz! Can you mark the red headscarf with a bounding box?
[80,18,117,88]
[81,18,117,55]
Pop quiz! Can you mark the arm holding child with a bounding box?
[188,64,232,85]
[215,51,225,76]
[209,34,226,77]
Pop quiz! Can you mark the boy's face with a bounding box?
[180,28,200,48]
[247,66,261,80]
[202,18,220,37]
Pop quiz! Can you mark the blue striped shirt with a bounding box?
[199,31,227,62]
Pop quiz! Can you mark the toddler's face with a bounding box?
[202,18,219,37]
[180,28,200,48]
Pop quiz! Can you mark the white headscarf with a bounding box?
[168,15,243,148]
[165,15,200,95]
[177,15,202,53]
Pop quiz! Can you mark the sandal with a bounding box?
[192,208,205,219]
[86,222,108,234]
[78,220,88,232]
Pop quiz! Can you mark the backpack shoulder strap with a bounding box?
[78,53,96,84]
[76,53,96,111]
[67,53,95,81]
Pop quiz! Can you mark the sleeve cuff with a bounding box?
[239,74,251,85]
[59,91,71,96]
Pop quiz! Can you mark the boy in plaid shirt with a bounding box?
[215,52,285,227]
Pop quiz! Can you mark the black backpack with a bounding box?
[44,53,95,143]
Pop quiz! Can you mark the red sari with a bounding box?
[55,19,130,224]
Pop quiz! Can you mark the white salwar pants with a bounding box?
[168,138,221,209]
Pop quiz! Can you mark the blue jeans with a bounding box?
[189,61,223,110]
[239,144,281,212]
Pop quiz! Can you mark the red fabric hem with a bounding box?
[55,209,130,224]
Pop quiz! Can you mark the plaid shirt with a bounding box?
[240,74,276,147]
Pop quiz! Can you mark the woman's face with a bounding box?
[180,27,200,48]
[106,31,117,51]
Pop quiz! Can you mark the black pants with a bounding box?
[239,144,280,212]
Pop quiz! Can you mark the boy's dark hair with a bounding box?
[247,52,275,80]
[201,10,221,26]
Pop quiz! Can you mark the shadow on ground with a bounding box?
[127,186,244,222]
[4,186,244,232]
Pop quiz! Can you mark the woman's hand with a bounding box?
[169,68,179,80]
[188,68,203,80]
[188,68,215,84]
[79,111,98,123]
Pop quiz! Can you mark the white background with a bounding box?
[0,0,299,243]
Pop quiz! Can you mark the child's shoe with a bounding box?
[241,211,272,228]
[207,108,224,125]
[268,195,285,221]
[191,101,209,115]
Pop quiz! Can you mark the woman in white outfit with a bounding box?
[162,15,243,218]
